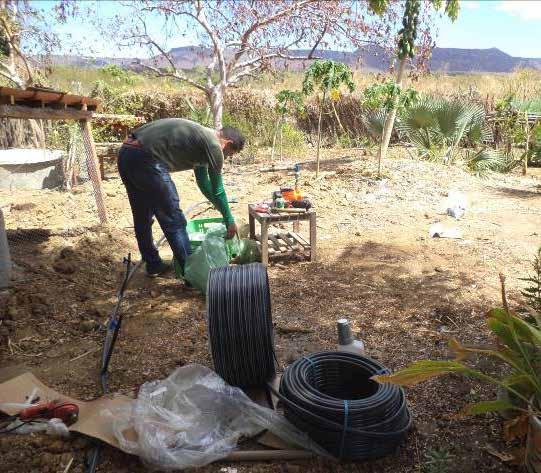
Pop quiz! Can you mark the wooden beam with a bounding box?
[79,119,108,224]
[0,104,93,121]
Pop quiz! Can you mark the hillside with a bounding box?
[49,46,541,73]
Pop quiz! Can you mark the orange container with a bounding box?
[281,188,303,201]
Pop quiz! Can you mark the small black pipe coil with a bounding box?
[207,263,276,387]
[276,351,412,460]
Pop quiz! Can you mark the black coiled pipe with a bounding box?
[276,351,411,460]
[207,263,276,387]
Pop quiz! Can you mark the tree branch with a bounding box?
[226,0,315,73]
[307,22,328,59]
[193,2,227,83]
[0,64,24,88]
[0,11,33,87]
[137,61,209,94]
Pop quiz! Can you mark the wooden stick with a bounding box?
[70,347,100,362]
[225,450,314,462]
[62,457,74,473]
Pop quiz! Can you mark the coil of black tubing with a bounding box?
[207,263,276,387]
[274,351,412,460]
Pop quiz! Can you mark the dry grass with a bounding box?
[246,68,541,102]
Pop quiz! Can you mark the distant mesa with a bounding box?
[49,46,541,74]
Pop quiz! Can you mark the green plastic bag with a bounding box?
[183,226,261,294]
[235,239,260,264]
[184,226,230,294]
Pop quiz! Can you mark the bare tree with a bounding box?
[0,0,67,88]
[0,0,32,87]
[116,0,408,129]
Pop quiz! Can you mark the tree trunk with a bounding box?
[270,119,280,162]
[279,119,284,161]
[523,111,529,176]
[316,91,326,177]
[377,57,407,177]
[210,86,224,130]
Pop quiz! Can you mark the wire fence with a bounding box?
[0,119,105,271]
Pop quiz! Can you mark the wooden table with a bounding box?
[248,205,316,265]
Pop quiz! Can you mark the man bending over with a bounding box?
[117,118,244,276]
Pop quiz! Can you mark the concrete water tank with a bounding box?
[0,148,65,190]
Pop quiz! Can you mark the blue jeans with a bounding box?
[117,145,191,270]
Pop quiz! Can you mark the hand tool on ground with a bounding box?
[0,400,79,433]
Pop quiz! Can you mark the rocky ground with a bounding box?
[1,148,540,472]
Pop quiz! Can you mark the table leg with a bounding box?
[249,212,256,240]
[293,219,300,233]
[261,220,269,265]
[99,156,105,180]
[309,213,317,262]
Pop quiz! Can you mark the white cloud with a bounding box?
[497,1,541,20]
[462,1,481,9]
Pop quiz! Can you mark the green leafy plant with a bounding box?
[374,275,541,419]
[99,64,136,86]
[362,108,388,141]
[521,247,541,317]
[422,448,455,473]
[374,0,460,176]
[273,89,305,160]
[362,80,419,112]
[302,60,355,176]
[466,148,520,176]
[399,97,491,163]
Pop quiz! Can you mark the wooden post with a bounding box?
[79,118,107,224]
[249,210,256,240]
[260,220,269,265]
[309,211,317,263]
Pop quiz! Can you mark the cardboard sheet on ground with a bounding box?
[0,372,295,453]
[0,372,132,449]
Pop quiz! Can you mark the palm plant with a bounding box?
[302,60,355,176]
[466,148,520,176]
[399,97,492,163]
[362,108,388,141]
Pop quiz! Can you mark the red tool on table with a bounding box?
[0,399,79,433]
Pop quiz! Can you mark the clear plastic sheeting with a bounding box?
[105,364,328,470]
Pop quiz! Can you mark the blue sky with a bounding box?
[33,0,541,59]
[437,1,541,57]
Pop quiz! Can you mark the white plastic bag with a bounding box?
[445,191,467,219]
[104,364,327,470]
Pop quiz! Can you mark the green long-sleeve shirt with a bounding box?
[133,118,234,225]
[194,166,234,226]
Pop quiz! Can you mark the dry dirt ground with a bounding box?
[1,148,541,473]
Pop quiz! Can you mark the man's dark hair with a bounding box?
[220,126,245,152]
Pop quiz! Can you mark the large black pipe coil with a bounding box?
[277,351,412,460]
[207,263,276,387]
